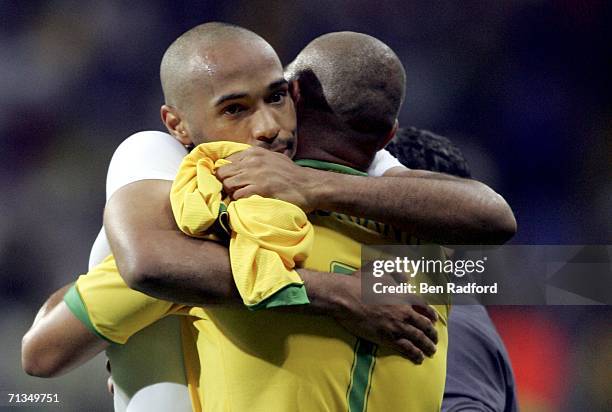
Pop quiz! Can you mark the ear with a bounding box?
[379,119,398,149]
[161,104,193,146]
[289,80,301,105]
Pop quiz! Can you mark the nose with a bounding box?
[252,107,280,144]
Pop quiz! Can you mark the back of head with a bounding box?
[287,32,406,168]
[386,127,472,178]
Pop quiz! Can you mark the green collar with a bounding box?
[294,159,367,176]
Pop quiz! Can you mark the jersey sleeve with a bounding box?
[106,131,188,201]
[367,149,405,177]
[64,254,186,344]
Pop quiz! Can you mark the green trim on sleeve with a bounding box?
[63,285,118,344]
[294,159,368,176]
[247,284,310,311]
[331,261,357,275]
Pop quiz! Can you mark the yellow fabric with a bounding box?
[180,213,448,412]
[72,256,205,411]
[73,211,448,411]
[170,141,313,307]
[73,255,182,344]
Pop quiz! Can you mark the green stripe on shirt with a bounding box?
[347,339,378,412]
[63,285,117,344]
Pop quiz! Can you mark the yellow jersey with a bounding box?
[65,159,448,412]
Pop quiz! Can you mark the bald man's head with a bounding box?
[158,23,295,150]
[287,32,406,140]
[160,22,278,109]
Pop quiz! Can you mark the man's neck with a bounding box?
[294,159,368,176]
[295,133,376,173]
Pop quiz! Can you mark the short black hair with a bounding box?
[386,127,472,178]
[287,32,405,140]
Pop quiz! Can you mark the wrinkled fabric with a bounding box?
[170,141,312,308]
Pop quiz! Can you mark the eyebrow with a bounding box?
[214,78,288,107]
[268,78,288,90]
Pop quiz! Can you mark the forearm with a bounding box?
[22,285,108,377]
[103,180,234,305]
[292,268,354,316]
[29,284,71,328]
[114,230,242,306]
[217,147,515,244]
[311,168,516,244]
[106,180,347,311]
[109,218,353,314]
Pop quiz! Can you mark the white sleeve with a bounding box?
[366,149,405,176]
[106,130,188,201]
[89,131,187,268]
[88,228,111,270]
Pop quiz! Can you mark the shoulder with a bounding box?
[367,149,405,177]
[106,131,188,200]
[111,130,186,160]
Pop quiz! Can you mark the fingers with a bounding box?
[216,148,266,183]
[375,310,436,362]
[221,174,262,200]
[393,338,425,364]
[224,146,266,166]
[225,150,248,163]
[217,148,259,180]
[412,303,438,323]
[232,186,258,200]
[215,163,240,181]
[403,293,438,323]
[401,321,437,358]
[220,174,249,195]
[405,309,438,345]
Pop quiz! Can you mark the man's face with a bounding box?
[180,43,297,158]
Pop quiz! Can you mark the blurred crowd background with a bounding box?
[1,1,610,411]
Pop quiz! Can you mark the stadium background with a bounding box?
[0,1,610,411]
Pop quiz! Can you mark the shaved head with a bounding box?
[287,31,406,140]
[158,23,294,150]
[160,22,279,109]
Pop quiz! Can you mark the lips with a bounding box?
[269,137,295,157]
